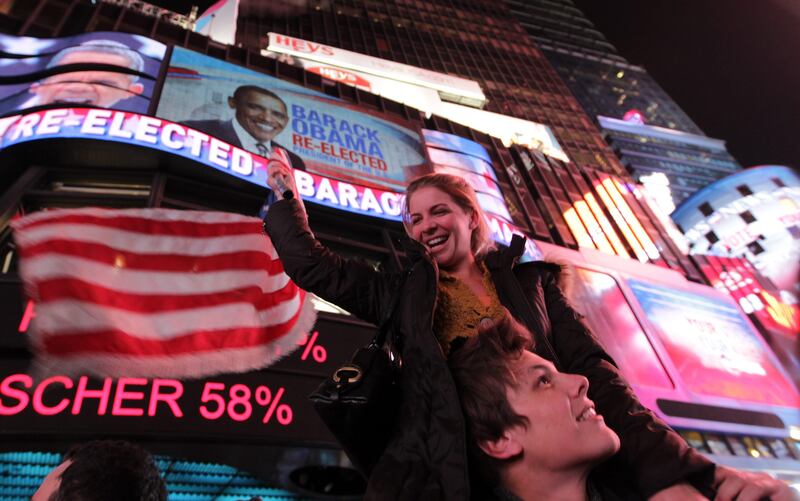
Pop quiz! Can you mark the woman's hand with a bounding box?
[267,147,299,201]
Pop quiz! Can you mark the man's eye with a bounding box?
[537,375,552,387]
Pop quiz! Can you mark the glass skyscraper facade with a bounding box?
[506,0,742,210]
[505,0,704,133]
[599,116,742,212]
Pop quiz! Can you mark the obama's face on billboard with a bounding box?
[228,88,289,143]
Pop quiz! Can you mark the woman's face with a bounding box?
[505,351,620,472]
[407,186,475,271]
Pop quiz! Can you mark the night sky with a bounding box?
[572,0,800,169]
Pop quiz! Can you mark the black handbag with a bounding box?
[308,286,404,477]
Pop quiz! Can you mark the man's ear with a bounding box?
[227,96,236,109]
[478,431,522,460]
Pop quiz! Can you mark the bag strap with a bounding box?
[372,270,409,347]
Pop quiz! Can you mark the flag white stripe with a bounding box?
[22,254,290,295]
[36,294,301,339]
[29,297,318,379]
[14,207,262,228]
[16,223,278,258]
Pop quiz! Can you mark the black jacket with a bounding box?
[265,199,715,500]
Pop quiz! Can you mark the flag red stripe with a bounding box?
[43,291,306,356]
[19,239,283,273]
[37,277,299,312]
[17,213,262,237]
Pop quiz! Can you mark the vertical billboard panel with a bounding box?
[156,47,428,194]
[626,279,797,407]
[0,32,166,116]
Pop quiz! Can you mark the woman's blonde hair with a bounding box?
[402,173,494,257]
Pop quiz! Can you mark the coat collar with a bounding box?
[483,234,526,271]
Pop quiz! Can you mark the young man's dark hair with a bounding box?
[33,440,167,501]
[448,314,532,487]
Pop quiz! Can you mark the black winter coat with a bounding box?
[265,199,715,500]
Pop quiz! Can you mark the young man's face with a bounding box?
[30,51,144,107]
[504,351,620,471]
[228,89,289,143]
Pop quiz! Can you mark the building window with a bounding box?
[772,177,786,188]
[740,210,756,224]
[705,231,719,244]
[736,184,753,196]
[699,202,714,217]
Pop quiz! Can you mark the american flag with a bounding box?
[12,208,316,378]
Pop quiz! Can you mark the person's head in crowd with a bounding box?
[448,313,620,499]
[402,173,494,273]
[31,440,167,501]
[228,85,289,143]
[29,39,145,107]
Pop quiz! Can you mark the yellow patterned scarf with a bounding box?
[433,263,505,355]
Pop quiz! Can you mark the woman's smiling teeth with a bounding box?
[427,235,449,248]
[576,406,597,422]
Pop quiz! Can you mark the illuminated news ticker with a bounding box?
[0,108,542,260]
[0,374,292,425]
[0,108,404,218]
[0,319,365,443]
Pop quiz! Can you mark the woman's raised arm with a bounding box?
[264,198,398,327]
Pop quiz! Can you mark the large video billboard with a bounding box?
[156,47,428,193]
[0,32,166,116]
[627,279,796,407]
[672,165,800,302]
